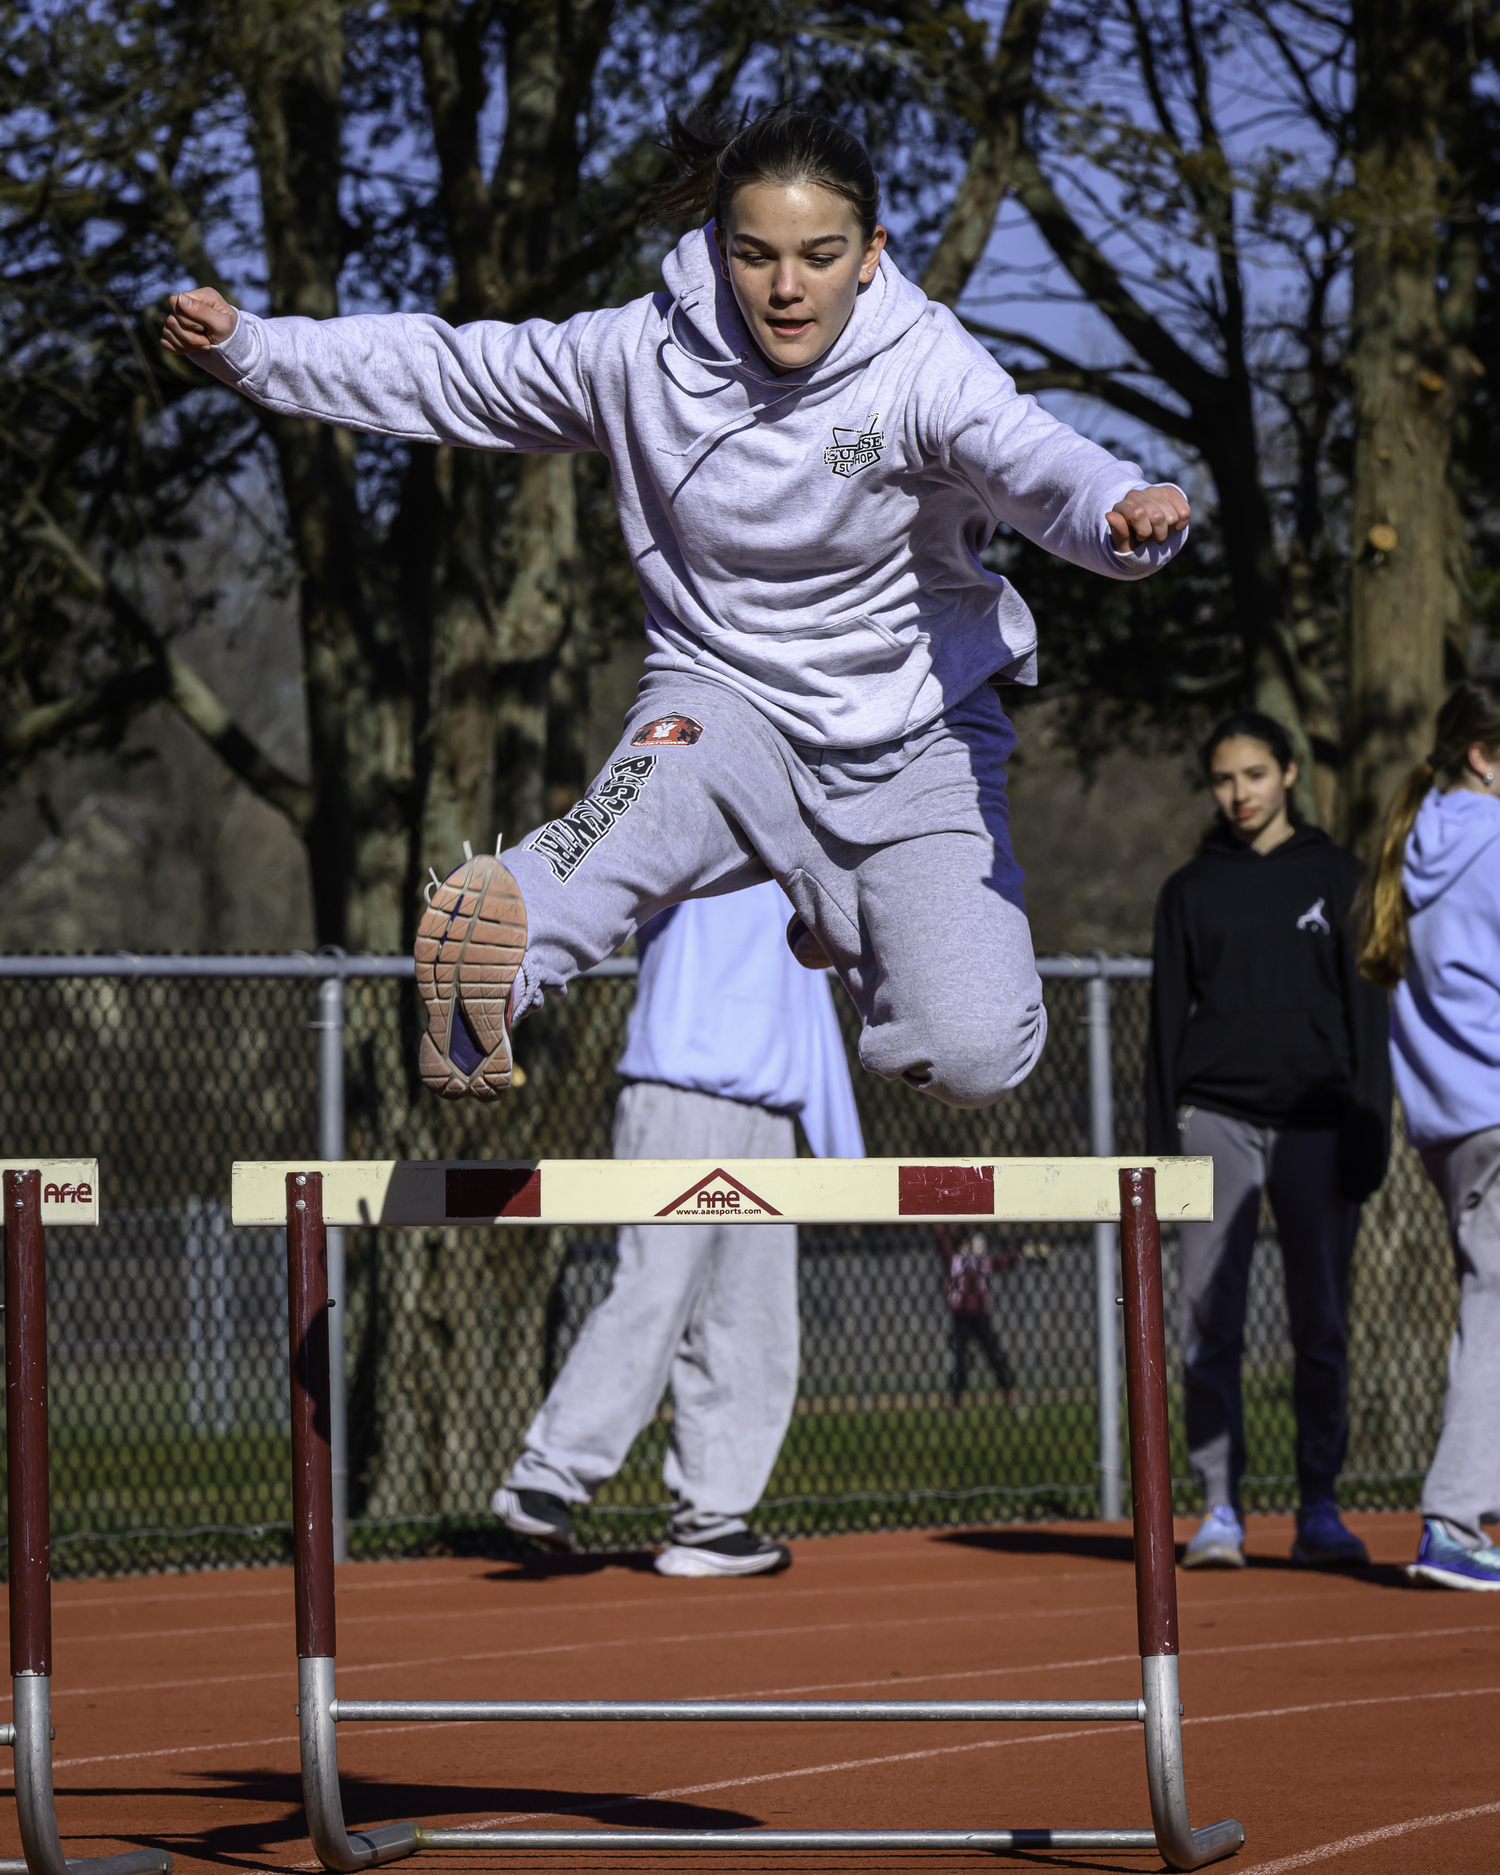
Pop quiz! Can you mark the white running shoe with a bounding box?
[491,1486,574,1552]
[654,1530,792,1577]
[1181,1504,1246,1570]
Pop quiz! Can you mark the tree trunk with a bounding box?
[1345,2,1464,856]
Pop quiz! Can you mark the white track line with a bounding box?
[36,1557,1400,1646]
[15,1678,1498,1790]
[9,1601,1145,1705]
[39,1570,1084,1648]
[697,1620,1500,1702]
[14,1597,1497,1713]
[427,1684,1500,1835]
[40,1566,1122,1645]
[1238,1800,1500,1872]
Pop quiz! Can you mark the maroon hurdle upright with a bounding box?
[241,1153,1244,1868]
[0,1165,173,1875]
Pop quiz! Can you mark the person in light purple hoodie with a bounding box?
[1360,677,1500,1590]
[161,110,1189,1110]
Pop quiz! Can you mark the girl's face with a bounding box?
[1209,735,1296,847]
[716,181,886,373]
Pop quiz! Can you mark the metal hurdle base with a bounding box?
[2,1169,174,1875]
[0,1678,170,1875]
[294,1653,1242,1867]
[252,1159,1245,1871]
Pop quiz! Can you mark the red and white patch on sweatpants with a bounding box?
[631,715,704,747]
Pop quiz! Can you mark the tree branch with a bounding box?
[20,503,314,829]
[919,0,1050,309]
[1,663,170,765]
[1010,142,1226,412]
[960,318,1201,443]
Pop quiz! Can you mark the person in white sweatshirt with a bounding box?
[494,877,864,1578]
[162,110,1190,1110]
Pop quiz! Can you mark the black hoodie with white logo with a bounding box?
[1145,823,1391,1199]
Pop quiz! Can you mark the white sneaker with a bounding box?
[654,1531,792,1577]
[1181,1504,1246,1570]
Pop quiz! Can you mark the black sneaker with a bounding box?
[654,1530,792,1578]
[491,1485,574,1552]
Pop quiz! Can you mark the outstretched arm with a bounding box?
[160,284,600,455]
[934,335,1191,579]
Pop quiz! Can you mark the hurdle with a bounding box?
[232,1155,1245,1869]
[0,1166,173,1875]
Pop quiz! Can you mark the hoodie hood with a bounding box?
[1402,788,1500,913]
[659,223,931,390]
[1199,820,1330,861]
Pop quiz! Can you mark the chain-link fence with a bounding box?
[0,956,1457,1577]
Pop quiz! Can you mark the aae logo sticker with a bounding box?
[43,1181,93,1205]
[655,1168,783,1220]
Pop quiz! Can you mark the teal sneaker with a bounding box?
[1407,1520,1500,1591]
[1181,1504,1246,1570]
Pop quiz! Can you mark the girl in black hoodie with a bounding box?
[1146,712,1390,1570]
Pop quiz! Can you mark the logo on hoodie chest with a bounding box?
[823,412,884,479]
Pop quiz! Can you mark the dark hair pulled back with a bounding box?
[655,108,881,243]
[1200,710,1297,778]
[1359,676,1500,988]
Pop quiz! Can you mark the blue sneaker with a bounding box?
[1407,1520,1500,1591]
[1182,1504,1245,1570]
[1291,1500,1369,1569]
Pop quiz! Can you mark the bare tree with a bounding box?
[1345,0,1489,850]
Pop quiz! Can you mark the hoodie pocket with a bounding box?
[788,612,918,677]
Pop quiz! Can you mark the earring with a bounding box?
[1487,771,1496,784]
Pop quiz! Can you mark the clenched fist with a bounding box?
[1106,484,1191,552]
[161,287,239,356]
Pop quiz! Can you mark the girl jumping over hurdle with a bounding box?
[162,110,1190,1108]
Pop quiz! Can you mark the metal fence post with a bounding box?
[316,970,349,1564]
[1086,960,1122,1521]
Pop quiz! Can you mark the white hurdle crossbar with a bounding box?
[0,1164,173,1875]
[232,1157,1244,1869]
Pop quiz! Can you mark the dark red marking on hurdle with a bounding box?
[898,1164,995,1216]
[1119,1166,1179,1660]
[6,1168,51,1677]
[288,1172,336,1658]
[445,1165,542,1220]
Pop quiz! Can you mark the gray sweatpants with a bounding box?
[1418,1125,1500,1550]
[1177,1107,1361,1515]
[500,670,1046,1109]
[505,1081,799,1544]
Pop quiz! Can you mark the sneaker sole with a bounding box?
[415,855,526,1101]
[1180,1545,1246,1570]
[489,1488,574,1553]
[654,1544,792,1578]
[1406,1560,1500,1591]
[1291,1542,1369,1570]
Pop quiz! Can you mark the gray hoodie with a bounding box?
[198,226,1184,748]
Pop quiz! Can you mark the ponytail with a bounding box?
[1357,762,1433,988]
[654,107,882,242]
[1358,675,1500,989]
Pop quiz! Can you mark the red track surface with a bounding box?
[2,1512,1496,1875]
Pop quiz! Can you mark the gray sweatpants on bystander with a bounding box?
[500,670,1046,1109]
[1418,1125,1500,1550]
[1177,1107,1361,1515]
[505,1082,799,1545]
